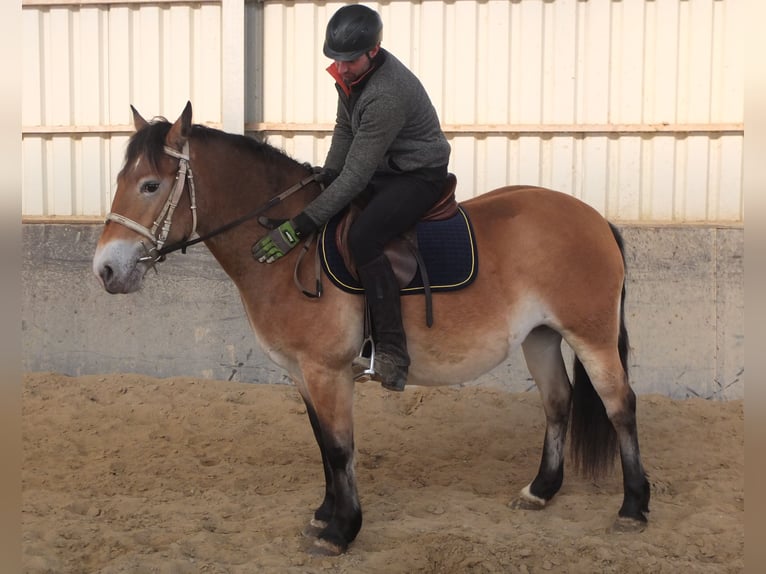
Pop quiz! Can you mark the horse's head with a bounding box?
[93,102,197,293]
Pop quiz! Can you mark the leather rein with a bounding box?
[105,142,320,273]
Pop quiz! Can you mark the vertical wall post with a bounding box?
[222,0,245,134]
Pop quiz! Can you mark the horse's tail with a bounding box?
[569,223,627,478]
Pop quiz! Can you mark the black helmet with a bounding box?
[323,5,383,61]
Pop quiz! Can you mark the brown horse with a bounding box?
[92,102,649,555]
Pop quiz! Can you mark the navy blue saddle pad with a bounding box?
[319,206,478,295]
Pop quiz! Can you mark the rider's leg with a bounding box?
[348,171,444,391]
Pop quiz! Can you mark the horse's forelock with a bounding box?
[119,119,172,178]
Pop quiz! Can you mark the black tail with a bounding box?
[569,223,628,479]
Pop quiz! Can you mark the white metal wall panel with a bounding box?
[255,0,743,223]
[22,1,223,217]
[22,0,744,223]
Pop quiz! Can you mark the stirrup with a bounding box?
[352,336,376,382]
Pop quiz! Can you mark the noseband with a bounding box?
[105,142,198,265]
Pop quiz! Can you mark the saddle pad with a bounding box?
[319,206,478,295]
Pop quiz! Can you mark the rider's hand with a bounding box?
[302,163,339,187]
[316,168,339,187]
[252,220,301,263]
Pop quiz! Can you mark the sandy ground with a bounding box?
[22,372,743,573]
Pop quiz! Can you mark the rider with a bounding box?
[253,4,451,392]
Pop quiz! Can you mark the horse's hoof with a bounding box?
[509,497,546,511]
[510,485,546,510]
[301,520,326,539]
[308,538,345,557]
[610,516,647,533]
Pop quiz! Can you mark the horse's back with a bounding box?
[457,185,625,330]
[462,185,622,269]
[463,184,607,226]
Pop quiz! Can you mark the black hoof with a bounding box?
[610,515,648,533]
[310,522,353,556]
[307,536,346,556]
[509,497,546,511]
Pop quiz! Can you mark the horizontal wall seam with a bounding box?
[22,122,745,137]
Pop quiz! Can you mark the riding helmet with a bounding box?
[323,5,383,61]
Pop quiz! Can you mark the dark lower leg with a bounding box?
[616,425,650,521]
[316,441,362,552]
[355,254,409,391]
[521,328,571,502]
[529,419,568,501]
[303,400,335,524]
[612,391,650,521]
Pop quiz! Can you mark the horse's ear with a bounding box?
[131,105,148,131]
[166,101,193,150]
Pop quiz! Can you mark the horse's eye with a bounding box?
[141,182,161,194]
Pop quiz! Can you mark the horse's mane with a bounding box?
[120,117,303,177]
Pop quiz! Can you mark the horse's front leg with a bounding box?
[300,366,361,555]
[300,399,336,534]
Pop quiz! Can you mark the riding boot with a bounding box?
[352,254,410,392]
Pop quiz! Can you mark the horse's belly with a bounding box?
[406,326,521,386]
[407,359,508,387]
[401,287,548,387]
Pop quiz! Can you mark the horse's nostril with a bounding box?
[100,264,114,285]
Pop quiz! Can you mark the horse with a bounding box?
[92,102,650,556]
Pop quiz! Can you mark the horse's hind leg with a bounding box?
[513,326,572,509]
[571,347,650,530]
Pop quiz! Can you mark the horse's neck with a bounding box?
[192,139,308,231]
[190,137,314,280]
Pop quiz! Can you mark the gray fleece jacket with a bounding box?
[298,49,451,230]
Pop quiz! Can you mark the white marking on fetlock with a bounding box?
[520,484,547,507]
[310,518,328,529]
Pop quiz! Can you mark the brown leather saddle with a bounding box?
[334,173,459,287]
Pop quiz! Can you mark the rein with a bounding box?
[106,142,320,266]
[157,172,319,259]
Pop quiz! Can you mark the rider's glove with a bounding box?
[252,219,301,264]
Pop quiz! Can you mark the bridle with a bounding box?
[106,141,320,268]
[105,142,198,266]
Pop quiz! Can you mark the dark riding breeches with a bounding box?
[347,171,446,267]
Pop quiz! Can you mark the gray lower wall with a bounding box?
[21,223,744,399]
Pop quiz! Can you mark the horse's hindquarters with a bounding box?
[403,186,626,386]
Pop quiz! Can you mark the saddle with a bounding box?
[334,173,459,287]
[313,173,478,327]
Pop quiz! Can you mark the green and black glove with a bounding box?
[252,220,301,264]
[252,212,318,264]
